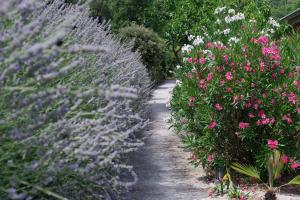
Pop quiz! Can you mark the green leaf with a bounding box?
[230,163,261,180]
[287,175,300,185]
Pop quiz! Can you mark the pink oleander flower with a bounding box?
[280,69,285,75]
[199,57,206,65]
[294,80,300,90]
[224,54,229,63]
[258,110,265,118]
[251,83,256,88]
[245,65,252,72]
[249,112,255,118]
[281,92,287,97]
[205,42,213,49]
[297,108,300,113]
[269,117,275,125]
[291,162,300,170]
[207,154,214,162]
[233,95,239,104]
[214,103,222,111]
[281,155,289,164]
[199,79,207,90]
[187,57,193,63]
[282,114,293,124]
[226,87,233,93]
[260,62,265,72]
[225,71,233,80]
[239,122,250,129]
[194,58,198,64]
[262,118,270,125]
[268,139,278,150]
[289,72,294,78]
[219,80,225,86]
[208,121,217,129]
[253,104,259,110]
[257,120,262,126]
[288,92,297,104]
[257,99,262,105]
[207,73,213,81]
[257,35,269,45]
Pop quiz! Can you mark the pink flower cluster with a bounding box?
[282,114,293,124]
[280,155,300,169]
[199,79,207,90]
[214,103,223,111]
[239,122,250,129]
[186,57,206,65]
[267,139,278,150]
[225,71,233,80]
[207,154,214,162]
[208,121,217,129]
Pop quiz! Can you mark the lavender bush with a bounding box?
[0,0,151,199]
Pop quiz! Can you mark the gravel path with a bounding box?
[127,80,209,200]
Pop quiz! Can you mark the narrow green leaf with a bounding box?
[287,175,300,185]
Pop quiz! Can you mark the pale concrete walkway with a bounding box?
[127,80,208,200]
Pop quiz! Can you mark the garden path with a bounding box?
[127,80,209,200]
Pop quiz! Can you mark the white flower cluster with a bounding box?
[228,37,240,45]
[214,7,226,14]
[213,41,224,47]
[268,17,280,28]
[225,13,245,23]
[192,35,204,46]
[182,44,194,53]
[176,80,182,86]
[223,29,231,35]
[188,34,195,41]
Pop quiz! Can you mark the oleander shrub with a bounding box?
[170,7,299,173]
[119,24,173,83]
[0,0,151,199]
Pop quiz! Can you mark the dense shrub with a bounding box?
[170,7,299,174]
[119,24,173,83]
[0,0,151,199]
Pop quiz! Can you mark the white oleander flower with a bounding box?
[225,13,245,23]
[192,36,204,46]
[223,29,230,35]
[176,65,181,69]
[268,17,280,28]
[175,80,182,86]
[188,34,195,41]
[181,44,194,53]
[214,7,226,14]
[229,37,240,44]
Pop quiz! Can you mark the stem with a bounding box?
[19,180,69,200]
